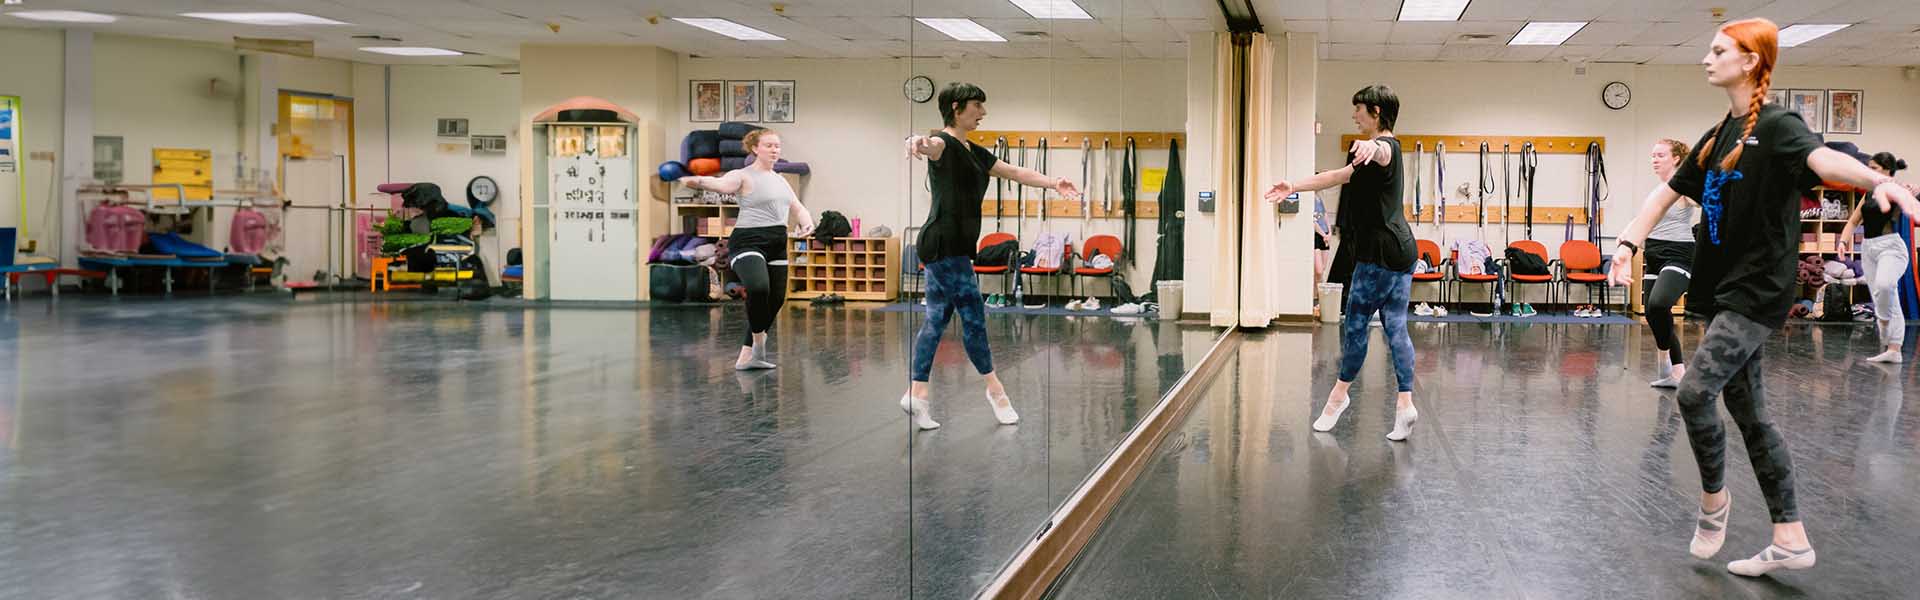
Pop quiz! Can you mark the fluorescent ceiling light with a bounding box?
[1398,0,1471,22]
[1009,0,1092,20]
[180,12,349,26]
[1777,23,1851,47]
[7,10,118,23]
[917,18,1007,42]
[360,47,463,56]
[673,18,784,41]
[1509,21,1587,46]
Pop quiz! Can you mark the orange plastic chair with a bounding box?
[1413,239,1449,302]
[1073,234,1123,298]
[1559,240,1612,309]
[973,232,1019,294]
[1507,240,1556,305]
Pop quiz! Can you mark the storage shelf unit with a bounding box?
[1801,187,1867,306]
[788,237,899,301]
[672,202,738,238]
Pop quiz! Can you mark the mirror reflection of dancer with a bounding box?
[1839,152,1915,363]
[1609,18,1920,577]
[1265,84,1420,442]
[681,129,816,370]
[901,82,1078,430]
[1640,139,1700,388]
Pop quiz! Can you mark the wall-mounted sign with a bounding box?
[437,118,469,138]
[471,135,507,155]
[93,136,124,183]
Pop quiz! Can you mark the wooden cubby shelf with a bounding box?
[787,237,900,301]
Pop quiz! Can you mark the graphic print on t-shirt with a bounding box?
[1699,169,1744,245]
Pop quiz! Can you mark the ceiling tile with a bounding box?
[1388,22,1456,45]
[1325,42,1386,61]
[1566,21,1651,46]
[1329,20,1391,44]
[1596,45,1666,63]
[1385,44,1444,61]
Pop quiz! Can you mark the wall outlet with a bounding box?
[29,151,55,161]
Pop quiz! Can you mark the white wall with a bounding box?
[1314,60,1920,304]
[0,27,66,255]
[93,35,245,248]
[1182,35,1219,317]
[673,56,1188,293]
[386,65,523,272]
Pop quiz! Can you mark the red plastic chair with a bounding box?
[1413,239,1449,304]
[1073,234,1123,298]
[973,232,1018,295]
[1559,240,1612,310]
[1020,241,1073,306]
[1454,244,1501,306]
[1507,240,1557,306]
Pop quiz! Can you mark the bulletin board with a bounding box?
[152,148,213,201]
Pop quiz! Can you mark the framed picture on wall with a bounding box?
[762,81,795,123]
[1788,89,1824,133]
[691,81,724,122]
[727,80,761,122]
[1765,88,1787,108]
[1827,89,1862,134]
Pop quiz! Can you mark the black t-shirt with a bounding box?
[1861,198,1902,238]
[1666,104,1823,329]
[916,132,997,263]
[1336,136,1417,271]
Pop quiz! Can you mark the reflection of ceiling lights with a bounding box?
[7,10,119,23]
[181,12,350,26]
[1509,21,1587,46]
[1777,24,1851,47]
[1398,0,1471,22]
[360,47,463,56]
[1008,0,1091,20]
[917,18,1007,42]
[673,18,784,41]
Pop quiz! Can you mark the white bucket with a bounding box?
[1318,283,1343,323]
[1155,281,1183,318]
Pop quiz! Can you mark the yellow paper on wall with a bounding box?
[1140,168,1167,194]
[152,148,212,201]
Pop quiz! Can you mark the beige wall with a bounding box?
[0,27,66,251]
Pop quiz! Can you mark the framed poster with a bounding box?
[727,80,760,122]
[1788,89,1824,133]
[691,80,724,122]
[1765,88,1787,108]
[1827,89,1862,134]
[762,80,795,123]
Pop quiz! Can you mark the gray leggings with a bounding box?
[1862,233,1909,349]
[1677,310,1798,523]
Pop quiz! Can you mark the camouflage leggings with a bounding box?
[1677,310,1799,523]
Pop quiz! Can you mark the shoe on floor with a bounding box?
[1415,302,1435,317]
[1082,297,1102,311]
[1867,349,1904,363]
[1522,303,1539,317]
[1728,544,1815,576]
[1433,305,1449,317]
[1066,299,1084,311]
[1112,302,1144,315]
[1386,405,1418,441]
[900,393,940,430]
[1690,495,1730,559]
[1312,394,1351,432]
[1651,362,1683,388]
[1510,303,1525,317]
[985,390,1019,425]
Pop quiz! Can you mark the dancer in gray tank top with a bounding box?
[682,129,814,370]
[1638,138,1700,388]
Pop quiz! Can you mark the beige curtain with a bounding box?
[1238,34,1281,327]
[1208,33,1241,327]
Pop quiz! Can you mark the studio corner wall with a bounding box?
[518,44,679,299]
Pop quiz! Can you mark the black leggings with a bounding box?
[732,253,788,347]
[1645,269,1689,365]
[1678,311,1798,523]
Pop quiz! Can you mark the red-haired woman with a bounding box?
[1610,18,1919,576]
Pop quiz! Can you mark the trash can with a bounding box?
[1318,283,1343,323]
[1155,281,1183,319]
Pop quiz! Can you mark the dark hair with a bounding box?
[1351,84,1399,132]
[1870,152,1907,175]
[939,82,987,127]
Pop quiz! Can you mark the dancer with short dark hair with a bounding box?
[1840,151,1915,363]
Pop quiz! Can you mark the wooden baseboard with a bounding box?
[978,330,1241,599]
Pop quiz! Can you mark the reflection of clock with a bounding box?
[1602,81,1631,110]
[467,175,499,206]
[904,75,935,103]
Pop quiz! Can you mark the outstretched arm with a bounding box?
[682,171,746,195]
[1808,148,1920,217]
[1607,183,1686,286]
[989,160,1080,200]
[1264,165,1355,203]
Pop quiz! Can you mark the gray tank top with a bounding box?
[1649,197,1695,243]
[734,169,796,229]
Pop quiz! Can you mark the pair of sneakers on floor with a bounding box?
[982,294,1010,308]
[1509,303,1540,317]
[1571,305,1607,318]
[1065,297,1104,311]
[898,389,1019,430]
[1412,302,1450,317]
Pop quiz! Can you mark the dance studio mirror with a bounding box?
[901,1,1224,596]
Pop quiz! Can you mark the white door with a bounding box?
[549,148,638,301]
[283,155,343,284]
